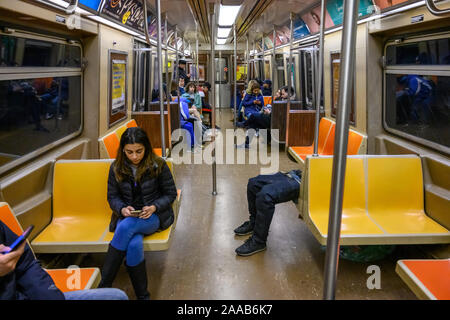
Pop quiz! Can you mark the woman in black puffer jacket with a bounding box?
[99,127,177,300]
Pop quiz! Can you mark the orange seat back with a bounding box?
[317,118,334,154]
[126,119,137,128]
[46,268,98,292]
[103,132,120,159]
[0,203,23,235]
[322,123,336,155]
[263,96,272,105]
[402,259,450,300]
[347,129,364,155]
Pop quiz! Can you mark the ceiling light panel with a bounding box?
[218,4,241,26]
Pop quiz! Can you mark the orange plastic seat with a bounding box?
[101,132,120,159]
[116,125,127,140]
[0,202,100,292]
[0,202,22,236]
[321,124,336,155]
[263,96,272,105]
[289,118,334,160]
[46,268,100,292]
[154,148,162,157]
[126,119,137,128]
[396,259,450,300]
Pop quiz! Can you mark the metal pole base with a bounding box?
[212,191,218,196]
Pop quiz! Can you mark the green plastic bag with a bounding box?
[339,245,396,263]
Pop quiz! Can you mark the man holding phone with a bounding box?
[0,221,128,300]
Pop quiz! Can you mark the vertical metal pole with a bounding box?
[323,0,359,300]
[219,50,222,109]
[246,34,249,87]
[210,4,217,196]
[252,41,255,80]
[156,0,166,158]
[164,14,171,151]
[271,26,276,103]
[196,22,199,87]
[286,13,294,146]
[313,0,327,155]
[175,27,180,102]
[233,23,237,128]
[262,35,265,81]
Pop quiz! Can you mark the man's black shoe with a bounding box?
[234,221,254,235]
[235,237,266,256]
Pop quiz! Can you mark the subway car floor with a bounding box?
[42,108,422,300]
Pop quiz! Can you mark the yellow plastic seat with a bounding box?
[303,155,450,245]
[305,157,383,245]
[32,160,113,252]
[0,202,100,292]
[31,159,181,253]
[368,157,450,237]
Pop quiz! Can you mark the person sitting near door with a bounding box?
[261,79,272,96]
[280,85,296,101]
[237,80,264,128]
[234,170,302,256]
[179,96,202,152]
[0,221,128,300]
[198,82,212,125]
[182,82,202,115]
[100,127,178,300]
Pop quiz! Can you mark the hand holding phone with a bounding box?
[130,210,142,216]
[1,225,34,255]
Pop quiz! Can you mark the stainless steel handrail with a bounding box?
[425,0,450,15]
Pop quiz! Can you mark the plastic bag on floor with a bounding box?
[319,245,396,263]
[339,245,396,263]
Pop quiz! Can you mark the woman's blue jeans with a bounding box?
[110,214,160,266]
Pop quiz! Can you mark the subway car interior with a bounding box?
[0,0,449,301]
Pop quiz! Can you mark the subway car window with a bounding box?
[0,76,82,165]
[0,35,81,68]
[0,32,82,171]
[386,37,450,65]
[385,73,450,148]
[384,34,450,151]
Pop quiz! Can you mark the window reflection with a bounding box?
[386,74,450,147]
[0,35,81,68]
[386,38,450,65]
[0,76,82,165]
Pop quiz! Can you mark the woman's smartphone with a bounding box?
[130,210,142,216]
[2,225,34,254]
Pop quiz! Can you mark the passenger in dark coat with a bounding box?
[261,79,272,96]
[101,127,177,300]
[0,221,127,300]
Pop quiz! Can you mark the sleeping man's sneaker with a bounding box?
[235,237,266,256]
[233,221,254,236]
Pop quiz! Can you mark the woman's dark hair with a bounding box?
[113,127,164,182]
[202,82,211,90]
[185,81,197,93]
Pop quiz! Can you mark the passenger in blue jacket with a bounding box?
[179,96,201,152]
[0,221,127,300]
[241,80,264,124]
[101,127,177,299]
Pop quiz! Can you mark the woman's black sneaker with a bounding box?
[235,237,266,256]
[233,221,254,235]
